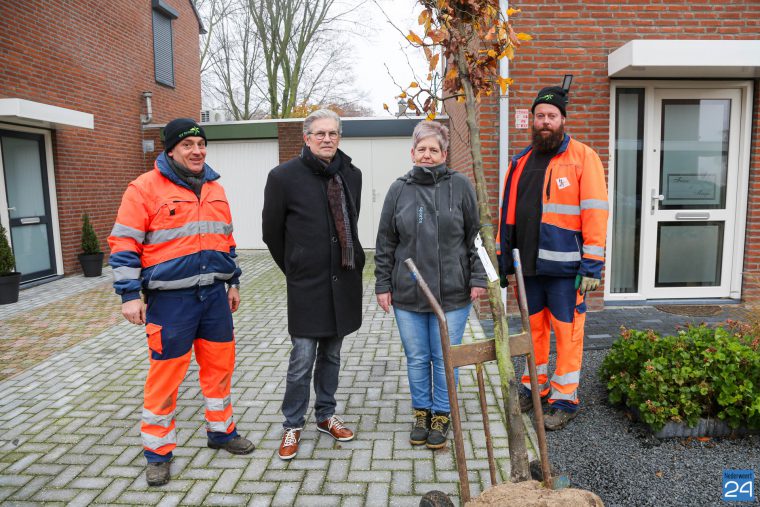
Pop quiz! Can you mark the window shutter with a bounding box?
[152,10,174,87]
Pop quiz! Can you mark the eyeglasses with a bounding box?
[308,131,340,141]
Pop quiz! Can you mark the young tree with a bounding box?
[394,0,534,482]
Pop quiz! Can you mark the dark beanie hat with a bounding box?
[531,86,568,117]
[163,118,207,153]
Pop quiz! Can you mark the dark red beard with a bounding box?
[531,125,564,153]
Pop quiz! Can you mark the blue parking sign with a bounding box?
[722,469,755,502]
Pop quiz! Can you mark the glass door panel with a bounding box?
[655,222,723,287]
[0,130,56,281]
[660,100,729,210]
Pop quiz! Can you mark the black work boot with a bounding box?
[208,435,256,455]
[410,408,431,445]
[145,461,170,486]
[426,412,451,449]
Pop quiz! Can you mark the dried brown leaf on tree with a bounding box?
[407,31,424,45]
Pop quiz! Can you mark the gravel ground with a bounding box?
[517,350,760,506]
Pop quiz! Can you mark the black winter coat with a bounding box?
[262,147,364,338]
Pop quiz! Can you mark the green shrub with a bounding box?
[81,213,101,254]
[0,222,16,276]
[600,323,760,431]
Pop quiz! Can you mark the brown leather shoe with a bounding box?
[316,415,355,442]
[278,427,301,460]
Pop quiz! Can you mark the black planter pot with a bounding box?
[79,252,105,277]
[0,272,21,305]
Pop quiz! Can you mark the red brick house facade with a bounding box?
[447,1,760,306]
[0,0,204,282]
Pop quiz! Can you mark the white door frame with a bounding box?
[605,80,753,302]
[0,122,64,278]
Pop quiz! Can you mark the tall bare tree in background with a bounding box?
[197,0,365,119]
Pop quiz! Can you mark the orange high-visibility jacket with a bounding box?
[108,152,240,303]
[498,135,608,279]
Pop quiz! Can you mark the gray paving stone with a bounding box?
[95,477,131,503]
[212,468,243,493]
[156,493,186,507]
[294,494,341,506]
[204,493,250,505]
[68,489,100,507]
[247,495,274,507]
[322,481,367,495]
[117,490,165,505]
[181,480,214,505]
[0,474,32,487]
[69,476,112,489]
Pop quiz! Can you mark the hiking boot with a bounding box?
[518,386,548,413]
[426,412,451,449]
[207,435,255,455]
[544,407,578,431]
[145,461,170,486]
[317,415,355,442]
[410,408,431,445]
[278,427,301,460]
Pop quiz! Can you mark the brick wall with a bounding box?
[448,0,760,307]
[278,121,306,163]
[743,80,760,302]
[0,0,202,275]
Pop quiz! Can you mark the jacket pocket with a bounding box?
[146,323,163,355]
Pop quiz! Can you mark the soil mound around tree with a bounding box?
[465,480,604,507]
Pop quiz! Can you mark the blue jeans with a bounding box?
[281,335,343,428]
[394,304,472,414]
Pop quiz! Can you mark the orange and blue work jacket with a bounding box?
[108,152,241,303]
[497,135,608,279]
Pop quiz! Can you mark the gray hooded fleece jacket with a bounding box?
[374,164,487,313]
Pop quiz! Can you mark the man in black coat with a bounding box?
[262,109,364,460]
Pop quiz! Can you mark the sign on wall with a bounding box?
[515,109,529,129]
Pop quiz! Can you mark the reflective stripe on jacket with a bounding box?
[108,152,241,302]
[497,135,608,279]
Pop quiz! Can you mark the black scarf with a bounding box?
[168,157,205,198]
[301,146,355,270]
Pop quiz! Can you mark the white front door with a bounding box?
[639,89,742,299]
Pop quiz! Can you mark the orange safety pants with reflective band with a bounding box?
[141,283,237,461]
[519,276,585,407]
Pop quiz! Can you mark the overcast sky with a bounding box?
[350,0,428,115]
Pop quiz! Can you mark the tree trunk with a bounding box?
[456,45,530,483]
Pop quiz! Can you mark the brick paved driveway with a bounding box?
[0,251,535,506]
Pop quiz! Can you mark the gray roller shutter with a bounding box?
[152,10,174,87]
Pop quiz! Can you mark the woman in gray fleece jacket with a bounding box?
[374,121,487,450]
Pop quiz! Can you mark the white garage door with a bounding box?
[205,139,279,249]
[339,137,411,249]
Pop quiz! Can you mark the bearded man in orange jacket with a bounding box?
[108,118,254,487]
[498,87,609,430]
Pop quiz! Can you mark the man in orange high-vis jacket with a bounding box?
[108,118,254,487]
[497,86,608,431]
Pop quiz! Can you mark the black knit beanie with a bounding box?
[531,86,568,117]
[163,118,207,153]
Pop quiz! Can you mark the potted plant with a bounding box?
[0,221,21,304]
[79,213,104,277]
